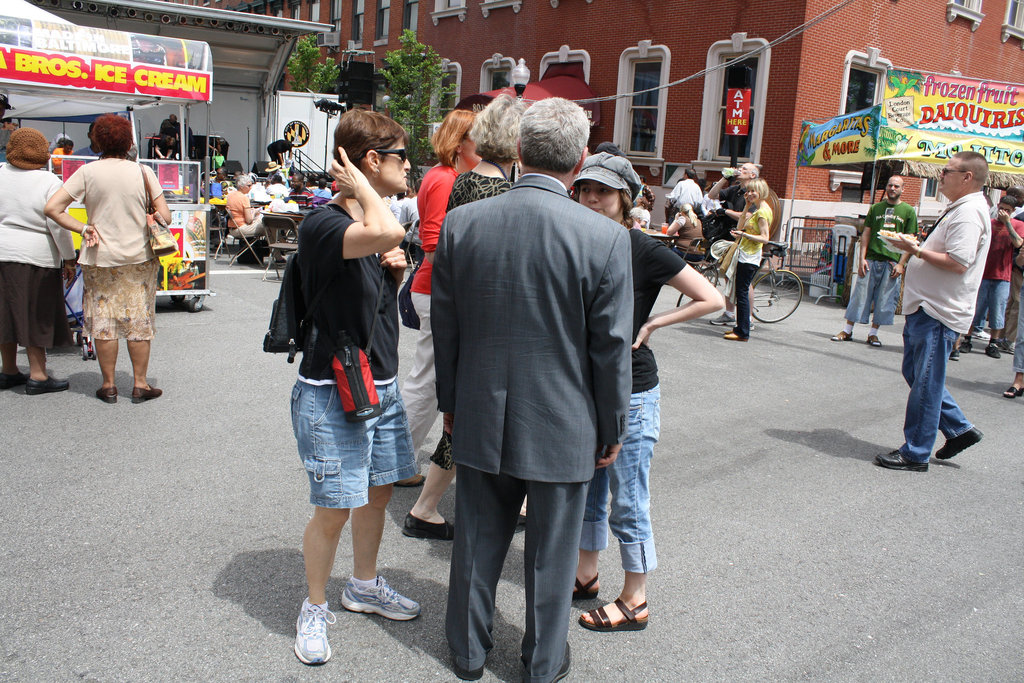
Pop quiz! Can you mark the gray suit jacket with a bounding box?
[432,173,632,483]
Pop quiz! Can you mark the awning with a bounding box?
[455,67,600,126]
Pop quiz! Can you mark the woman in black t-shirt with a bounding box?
[290,110,420,666]
[570,152,724,633]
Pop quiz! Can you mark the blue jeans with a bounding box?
[972,279,1011,331]
[1014,280,1024,373]
[899,310,974,463]
[581,385,660,574]
[844,259,901,326]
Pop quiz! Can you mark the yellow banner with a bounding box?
[874,126,1024,174]
[883,69,1024,140]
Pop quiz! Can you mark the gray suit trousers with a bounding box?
[446,465,587,682]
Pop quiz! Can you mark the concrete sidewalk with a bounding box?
[1,266,1020,682]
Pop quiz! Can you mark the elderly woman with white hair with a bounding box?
[402,93,527,541]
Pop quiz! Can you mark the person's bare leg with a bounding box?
[576,548,600,587]
[351,484,392,581]
[94,339,118,388]
[25,346,48,381]
[1,343,21,375]
[126,340,151,389]
[580,571,649,626]
[409,463,456,524]
[303,506,350,605]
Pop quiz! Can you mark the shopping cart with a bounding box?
[64,267,95,361]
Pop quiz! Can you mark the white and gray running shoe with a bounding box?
[709,313,736,326]
[294,599,336,665]
[341,576,421,621]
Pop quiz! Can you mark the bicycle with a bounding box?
[751,241,802,323]
[677,240,802,322]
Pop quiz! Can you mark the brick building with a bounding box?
[178,0,1024,216]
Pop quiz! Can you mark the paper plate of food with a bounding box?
[878,230,918,251]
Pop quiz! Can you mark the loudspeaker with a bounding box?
[338,61,375,107]
[221,160,243,175]
[252,160,273,176]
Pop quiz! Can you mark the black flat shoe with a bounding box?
[0,371,29,389]
[1003,385,1024,399]
[25,377,69,395]
[874,450,928,472]
[935,427,983,460]
[402,513,454,540]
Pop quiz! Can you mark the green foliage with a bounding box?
[382,30,454,175]
[287,35,340,93]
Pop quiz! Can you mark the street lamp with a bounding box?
[511,58,530,99]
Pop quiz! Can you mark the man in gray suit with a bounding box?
[432,98,633,682]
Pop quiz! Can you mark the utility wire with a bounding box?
[537,0,862,105]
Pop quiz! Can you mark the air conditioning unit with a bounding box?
[316,32,341,48]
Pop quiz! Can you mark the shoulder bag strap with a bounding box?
[139,163,153,213]
[363,268,389,355]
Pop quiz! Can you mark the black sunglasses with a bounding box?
[374,148,407,162]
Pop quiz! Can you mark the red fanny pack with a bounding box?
[332,332,381,422]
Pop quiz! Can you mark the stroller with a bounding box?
[64,266,95,361]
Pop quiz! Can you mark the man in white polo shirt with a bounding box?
[875,151,991,472]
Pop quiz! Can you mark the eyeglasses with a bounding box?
[940,168,968,177]
[374,148,407,162]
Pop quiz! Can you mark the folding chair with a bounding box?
[209,206,229,261]
[228,219,266,266]
[262,214,299,281]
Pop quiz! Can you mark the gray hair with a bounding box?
[236,176,253,189]
[471,94,526,164]
[519,98,589,174]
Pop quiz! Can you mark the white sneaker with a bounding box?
[972,329,990,341]
[341,576,421,620]
[294,599,336,665]
[709,313,736,326]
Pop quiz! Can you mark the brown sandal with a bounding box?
[572,575,599,601]
[578,598,648,632]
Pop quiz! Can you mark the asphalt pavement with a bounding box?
[1,262,1022,682]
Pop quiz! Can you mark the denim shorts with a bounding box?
[291,379,417,509]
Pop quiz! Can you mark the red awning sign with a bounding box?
[726,88,751,136]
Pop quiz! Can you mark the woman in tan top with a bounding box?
[45,114,171,404]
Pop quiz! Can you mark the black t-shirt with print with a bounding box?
[297,204,400,382]
[629,229,687,393]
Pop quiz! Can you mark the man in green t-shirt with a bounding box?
[831,175,918,347]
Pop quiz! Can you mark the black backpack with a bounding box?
[263,253,331,363]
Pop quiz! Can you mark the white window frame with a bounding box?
[350,0,363,46]
[947,0,984,30]
[310,0,321,22]
[613,40,671,165]
[480,0,522,17]
[695,33,770,173]
[435,59,462,117]
[431,0,466,24]
[331,0,343,31]
[402,0,418,32]
[480,53,515,92]
[1002,0,1024,43]
[539,45,591,82]
[374,0,390,44]
[838,48,891,114]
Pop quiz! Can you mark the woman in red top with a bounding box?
[398,109,479,513]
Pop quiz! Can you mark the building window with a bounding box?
[480,54,515,92]
[613,42,670,161]
[430,0,466,24]
[697,34,770,167]
[310,0,321,22]
[947,0,984,30]
[1003,0,1024,41]
[376,0,390,40]
[839,49,891,115]
[351,0,363,43]
[331,0,342,29]
[403,0,418,31]
[539,45,591,82]
[437,60,462,117]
